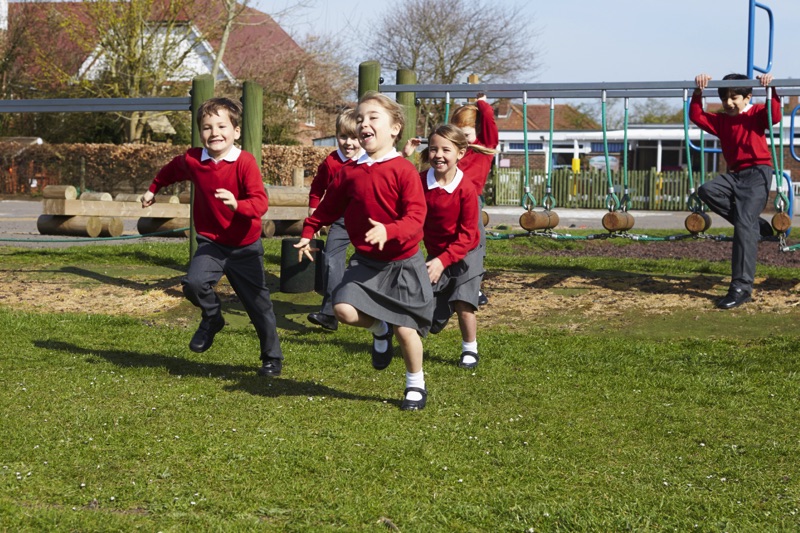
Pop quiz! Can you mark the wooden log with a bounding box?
[262,219,276,238]
[772,212,792,233]
[292,168,305,187]
[602,211,635,232]
[153,194,180,204]
[264,205,310,221]
[43,185,78,200]
[98,217,125,237]
[137,217,190,237]
[44,198,188,218]
[79,191,113,202]
[519,210,560,231]
[37,215,103,237]
[179,190,191,204]
[114,193,143,203]
[684,212,712,234]
[266,186,309,207]
[274,219,304,236]
[481,210,490,227]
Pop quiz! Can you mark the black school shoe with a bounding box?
[458,350,479,369]
[478,290,489,306]
[371,327,394,370]
[400,387,427,411]
[257,358,282,377]
[307,312,338,331]
[189,315,225,353]
[716,288,752,310]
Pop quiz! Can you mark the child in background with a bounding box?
[306,108,363,331]
[294,91,433,411]
[142,97,283,376]
[421,125,484,369]
[450,92,498,306]
[690,72,779,309]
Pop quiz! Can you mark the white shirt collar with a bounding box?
[426,167,464,194]
[357,148,401,166]
[201,145,241,163]
[337,148,362,162]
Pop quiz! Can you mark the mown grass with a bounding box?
[1,237,799,531]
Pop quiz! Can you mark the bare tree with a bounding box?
[373,0,540,129]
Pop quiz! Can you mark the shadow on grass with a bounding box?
[33,339,387,404]
[61,266,185,295]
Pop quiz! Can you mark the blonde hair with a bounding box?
[357,91,406,140]
[335,107,358,138]
[197,97,242,129]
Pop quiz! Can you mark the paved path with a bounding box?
[1,199,797,248]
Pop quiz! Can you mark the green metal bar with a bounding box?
[395,68,417,152]
[601,91,619,211]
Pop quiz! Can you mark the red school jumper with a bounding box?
[689,89,781,172]
[458,99,499,195]
[148,146,267,246]
[301,151,427,262]
[422,167,480,268]
[308,149,356,209]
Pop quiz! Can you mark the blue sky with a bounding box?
[257,0,800,84]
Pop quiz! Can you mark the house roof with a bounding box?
[494,100,599,131]
[9,0,304,86]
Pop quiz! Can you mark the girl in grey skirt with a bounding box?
[295,92,433,411]
[421,125,485,369]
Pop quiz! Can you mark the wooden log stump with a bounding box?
[114,193,143,203]
[153,194,180,204]
[262,219,276,238]
[481,210,489,227]
[772,212,792,233]
[274,219,304,236]
[98,217,124,237]
[602,211,635,232]
[37,215,103,237]
[137,217,190,237]
[179,191,191,204]
[519,210,560,231]
[684,212,712,234]
[79,191,113,202]
[43,185,78,200]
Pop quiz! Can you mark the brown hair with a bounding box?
[358,91,406,140]
[335,107,358,138]
[421,124,469,165]
[197,97,242,129]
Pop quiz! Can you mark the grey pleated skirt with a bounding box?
[429,243,485,324]
[333,250,434,336]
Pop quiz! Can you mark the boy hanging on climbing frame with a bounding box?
[690,72,780,309]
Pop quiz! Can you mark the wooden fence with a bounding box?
[491,168,716,211]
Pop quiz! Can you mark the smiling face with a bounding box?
[720,90,752,116]
[336,133,361,160]
[428,133,466,180]
[356,100,401,159]
[200,109,241,160]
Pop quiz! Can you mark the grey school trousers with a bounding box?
[697,165,771,294]
[319,217,350,316]
[182,236,283,361]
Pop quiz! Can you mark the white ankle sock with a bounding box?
[462,340,478,365]
[369,320,389,352]
[405,370,425,401]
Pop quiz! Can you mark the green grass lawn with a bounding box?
[1,238,799,531]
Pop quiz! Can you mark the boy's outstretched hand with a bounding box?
[694,73,712,91]
[294,237,319,262]
[141,190,155,208]
[757,73,774,86]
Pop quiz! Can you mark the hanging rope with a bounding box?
[520,91,537,210]
[541,98,557,210]
[619,97,631,212]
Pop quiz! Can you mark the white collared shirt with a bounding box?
[337,148,363,163]
[426,167,464,194]
[356,148,402,166]
[201,145,242,163]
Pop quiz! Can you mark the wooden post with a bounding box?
[395,68,417,152]
[241,81,263,167]
[189,75,214,258]
[358,61,381,98]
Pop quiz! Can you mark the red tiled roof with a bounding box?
[494,100,599,131]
